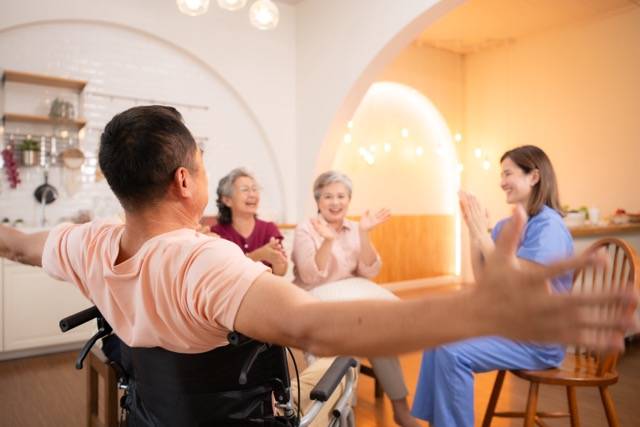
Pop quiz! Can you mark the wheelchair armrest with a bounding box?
[59,306,101,332]
[309,356,357,402]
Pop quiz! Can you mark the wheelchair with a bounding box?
[60,306,358,427]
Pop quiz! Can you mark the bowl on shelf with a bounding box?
[564,211,586,227]
[627,213,640,224]
[610,214,629,225]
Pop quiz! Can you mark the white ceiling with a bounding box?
[274,0,305,4]
[417,0,637,54]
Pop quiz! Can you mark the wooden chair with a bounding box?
[86,346,119,427]
[482,237,639,427]
[359,361,383,398]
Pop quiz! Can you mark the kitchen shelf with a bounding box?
[2,70,87,91]
[569,223,640,238]
[2,113,86,130]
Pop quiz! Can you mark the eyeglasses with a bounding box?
[238,185,261,194]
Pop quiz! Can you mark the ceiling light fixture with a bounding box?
[250,0,279,30]
[177,0,210,16]
[178,0,280,30]
[217,0,247,11]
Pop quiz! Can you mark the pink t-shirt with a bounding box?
[42,220,268,353]
[292,218,381,290]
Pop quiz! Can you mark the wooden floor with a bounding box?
[0,286,638,426]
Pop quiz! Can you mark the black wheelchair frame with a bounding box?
[60,306,357,426]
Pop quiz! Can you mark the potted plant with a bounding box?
[19,138,40,167]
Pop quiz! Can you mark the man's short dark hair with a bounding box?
[99,105,197,211]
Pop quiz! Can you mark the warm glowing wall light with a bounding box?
[343,133,352,144]
[474,148,482,158]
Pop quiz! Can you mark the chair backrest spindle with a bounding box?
[570,238,638,376]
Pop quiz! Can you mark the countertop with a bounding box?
[569,223,640,238]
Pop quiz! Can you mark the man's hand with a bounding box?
[475,206,638,351]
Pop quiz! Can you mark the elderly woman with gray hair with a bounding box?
[212,167,288,276]
[291,170,419,427]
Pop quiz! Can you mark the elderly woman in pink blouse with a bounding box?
[292,170,419,427]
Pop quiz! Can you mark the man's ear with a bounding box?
[173,166,192,198]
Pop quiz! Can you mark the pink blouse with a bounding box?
[292,218,381,290]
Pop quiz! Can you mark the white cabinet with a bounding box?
[2,260,93,352]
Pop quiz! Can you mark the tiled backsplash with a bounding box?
[0,21,285,226]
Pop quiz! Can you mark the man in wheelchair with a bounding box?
[0,105,636,426]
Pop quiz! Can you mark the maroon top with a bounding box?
[212,219,283,265]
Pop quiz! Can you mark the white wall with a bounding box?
[377,42,465,136]
[295,0,465,216]
[0,0,297,223]
[0,21,286,224]
[0,0,474,227]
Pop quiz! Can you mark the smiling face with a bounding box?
[223,175,260,216]
[500,157,539,206]
[317,181,351,225]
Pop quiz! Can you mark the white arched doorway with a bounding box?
[327,82,461,284]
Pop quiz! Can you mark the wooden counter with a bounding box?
[569,223,640,238]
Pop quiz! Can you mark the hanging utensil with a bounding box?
[34,170,59,204]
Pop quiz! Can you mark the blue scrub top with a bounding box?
[492,205,574,293]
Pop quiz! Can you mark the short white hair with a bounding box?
[313,171,353,201]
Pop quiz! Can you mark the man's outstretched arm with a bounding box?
[235,206,638,358]
[0,225,49,266]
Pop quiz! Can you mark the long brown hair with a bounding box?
[500,145,564,217]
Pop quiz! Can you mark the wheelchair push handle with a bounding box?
[59,305,101,332]
[310,356,358,402]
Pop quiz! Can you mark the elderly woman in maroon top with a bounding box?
[212,168,288,276]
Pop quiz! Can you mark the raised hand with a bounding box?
[476,205,638,351]
[254,237,287,266]
[311,217,338,241]
[459,191,490,241]
[359,208,391,232]
[267,237,287,259]
[197,223,218,236]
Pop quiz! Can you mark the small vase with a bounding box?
[21,150,39,167]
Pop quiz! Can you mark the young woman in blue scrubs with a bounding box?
[411,145,575,427]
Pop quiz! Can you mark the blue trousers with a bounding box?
[411,337,564,427]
